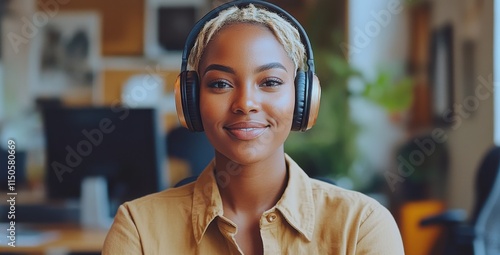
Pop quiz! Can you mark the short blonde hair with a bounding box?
[187,4,306,72]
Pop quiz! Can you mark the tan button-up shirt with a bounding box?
[103,155,404,254]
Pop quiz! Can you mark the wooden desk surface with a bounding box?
[0,224,108,255]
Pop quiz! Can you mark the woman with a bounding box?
[103,1,404,254]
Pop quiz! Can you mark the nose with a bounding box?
[231,84,260,114]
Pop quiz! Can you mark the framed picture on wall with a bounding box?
[429,24,454,127]
[144,0,206,58]
[34,11,101,105]
[462,40,476,101]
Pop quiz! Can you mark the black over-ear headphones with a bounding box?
[174,0,321,132]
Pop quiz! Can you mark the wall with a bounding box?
[347,0,410,189]
[55,0,145,56]
[1,0,39,121]
[430,0,494,212]
[347,0,495,213]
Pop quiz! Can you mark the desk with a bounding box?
[0,224,108,255]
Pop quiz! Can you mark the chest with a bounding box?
[231,217,263,255]
[139,209,360,255]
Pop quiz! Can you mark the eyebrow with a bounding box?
[203,64,235,76]
[202,62,288,76]
[255,62,288,73]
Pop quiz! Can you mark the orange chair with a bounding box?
[400,200,446,255]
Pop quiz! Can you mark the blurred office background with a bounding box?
[0,0,497,254]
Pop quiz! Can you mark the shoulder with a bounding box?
[309,179,404,253]
[285,154,388,221]
[310,179,380,207]
[309,179,391,222]
[115,183,197,240]
[122,183,196,219]
[103,183,198,254]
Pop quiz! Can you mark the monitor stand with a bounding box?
[80,176,113,229]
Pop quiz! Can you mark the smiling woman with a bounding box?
[102,1,404,254]
[199,23,296,167]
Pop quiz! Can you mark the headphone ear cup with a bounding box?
[292,71,307,131]
[306,73,321,130]
[174,74,188,129]
[176,71,204,132]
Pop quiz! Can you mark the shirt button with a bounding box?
[266,213,277,223]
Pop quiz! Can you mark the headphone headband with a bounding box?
[181,0,314,73]
[175,0,321,132]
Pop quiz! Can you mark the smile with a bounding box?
[224,122,269,140]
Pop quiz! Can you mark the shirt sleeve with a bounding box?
[356,204,405,255]
[102,204,143,254]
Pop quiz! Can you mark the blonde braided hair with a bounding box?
[187,3,306,73]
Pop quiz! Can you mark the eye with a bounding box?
[260,78,284,88]
[207,80,232,89]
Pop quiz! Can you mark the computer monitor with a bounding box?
[144,0,206,58]
[41,106,167,215]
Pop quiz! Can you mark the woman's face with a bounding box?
[198,23,296,165]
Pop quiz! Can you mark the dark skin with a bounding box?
[198,23,297,255]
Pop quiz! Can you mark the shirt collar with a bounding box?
[192,160,223,244]
[191,154,315,243]
[275,154,315,241]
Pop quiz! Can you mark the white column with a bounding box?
[347,0,409,181]
[1,0,39,119]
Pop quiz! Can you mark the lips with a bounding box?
[224,121,269,140]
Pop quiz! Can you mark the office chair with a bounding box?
[421,145,500,255]
[474,153,500,255]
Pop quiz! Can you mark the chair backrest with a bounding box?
[472,146,500,224]
[474,162,500,255]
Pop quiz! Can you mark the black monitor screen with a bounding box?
[42,106,166,208]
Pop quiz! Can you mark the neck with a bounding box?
[214,150,288,215]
